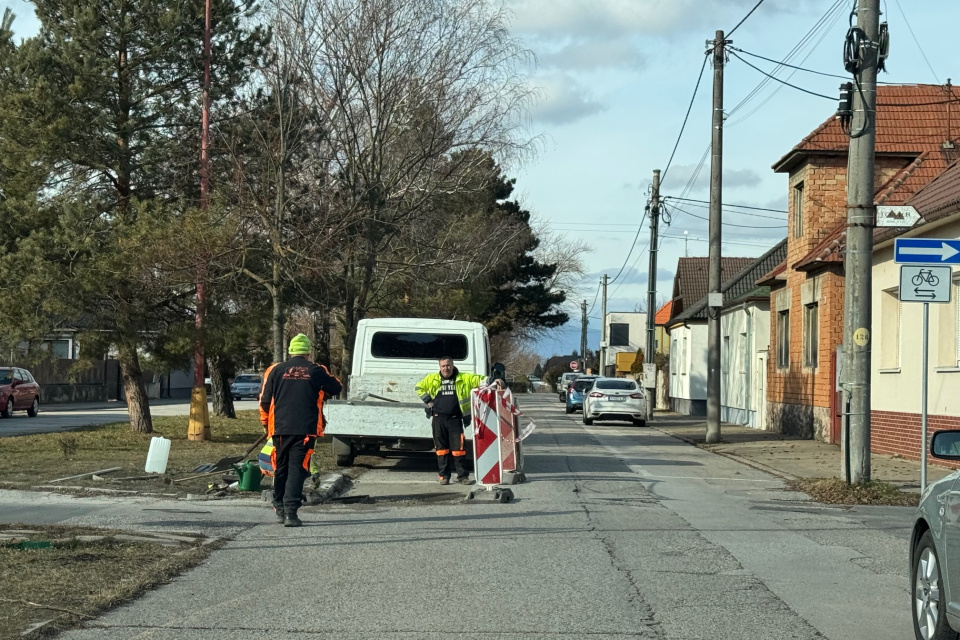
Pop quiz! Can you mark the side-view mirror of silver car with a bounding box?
[930,430,960,460]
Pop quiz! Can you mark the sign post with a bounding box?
[897,263,953,492]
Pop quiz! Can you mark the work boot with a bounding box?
[273,504,285,524]
[284,509,303,527]
[457,475,473,485]
[438,476,450,485]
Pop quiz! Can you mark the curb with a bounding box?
[653,428,800,483]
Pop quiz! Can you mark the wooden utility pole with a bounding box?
[188,0,213,441]
[600,274,608,375]
[645,170,661,422]
[842,0,881,483]
[581,300,588,373]
[706,30,727,445]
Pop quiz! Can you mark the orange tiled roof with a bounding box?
[774,84,960,172]
[654,301,672,325]
[784,84,960,270]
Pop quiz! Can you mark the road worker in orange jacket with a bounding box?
[259,334,342,527]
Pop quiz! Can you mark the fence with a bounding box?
[0,358,122,403]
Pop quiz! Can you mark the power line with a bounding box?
[608,209,647,286]
[729,50,835,100]
[893,0,939,83]
[729,46,896,84]
[726,0,766,38]
[662,54,710,184]
[660,233,778,248]
[666,203,787,229]
[666,200,787,222]
[586,280,602,316]
[665,196,786,213]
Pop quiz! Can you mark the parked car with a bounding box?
[556,372,579,401]
[230,374,263,400]
[565,376,597,414]
[0,367,41,419]
[582,377,645,426]
[911,429,960,640]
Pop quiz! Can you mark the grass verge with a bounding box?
[0,411,348,496]
[0,523,217,639]
[792,477,919,506]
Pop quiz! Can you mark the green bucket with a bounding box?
[235,460,263,491]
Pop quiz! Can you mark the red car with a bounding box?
[0,367,41,418]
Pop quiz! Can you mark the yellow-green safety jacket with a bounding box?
[415,371,488,417]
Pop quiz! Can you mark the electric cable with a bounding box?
[666,204,786,229]
[893,0,938,83]
[729,47,897,84]
[663,198,787,222]
[664,196,787,214]
[729,50,835,101]
[608,210,648,285]
[726,0,766,38]
[662,54,710,184]
[586,280,602,316]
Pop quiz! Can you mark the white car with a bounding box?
[582,377,646,427]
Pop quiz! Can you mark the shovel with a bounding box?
[192,433,267,473]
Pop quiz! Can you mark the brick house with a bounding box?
[762,84,960,441]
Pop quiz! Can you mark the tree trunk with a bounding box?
[210,355,236,418]
[117,340,153,434]
[272,260,285,364]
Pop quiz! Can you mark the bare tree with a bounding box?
[271,0,536,377]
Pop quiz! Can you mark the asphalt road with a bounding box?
[0,398,262,437]
[5,394,915,639]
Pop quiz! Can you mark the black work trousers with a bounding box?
[272,434,316,511]
[432,414,468,479]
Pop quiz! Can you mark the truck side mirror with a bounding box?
[491,362,506,381]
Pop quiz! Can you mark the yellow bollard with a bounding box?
[188,386,211,441]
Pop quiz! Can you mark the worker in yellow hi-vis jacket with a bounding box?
[415,356,498,485]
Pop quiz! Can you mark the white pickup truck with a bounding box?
[324,317,492,467]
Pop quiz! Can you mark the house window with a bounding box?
[681,336,688,374]
[793,182,804,238]
[609,323,629,347]
[722,336,730,374]
[777,310,790,368]
[803,302,819,368]
[937,282,960,368]
[880,290,901,369]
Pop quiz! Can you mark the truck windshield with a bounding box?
[371,332,469,360]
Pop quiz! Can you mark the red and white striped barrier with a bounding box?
[471,386,535,486]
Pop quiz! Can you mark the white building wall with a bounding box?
[603,312,647,372]
[668,322,708,415]
[872,216,960,416]
[720,301,771,428]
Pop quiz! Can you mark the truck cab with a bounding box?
[324,318,491,466]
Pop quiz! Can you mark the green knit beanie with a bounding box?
[288,333,312,355]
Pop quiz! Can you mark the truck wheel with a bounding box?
[335,454,354,467]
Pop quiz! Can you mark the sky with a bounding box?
[501,0,960,359]
[5,0,959,361]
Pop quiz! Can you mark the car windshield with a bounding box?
[234,375,261,384]
[572,378,596,392]
[0,369,11,385]
[596,380,637,391]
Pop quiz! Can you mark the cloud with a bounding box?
[660,165,763,194]
[538,38,646,72]
[529,74,606,125]
[508,0,815,40]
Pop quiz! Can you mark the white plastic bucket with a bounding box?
[144,436,171,474]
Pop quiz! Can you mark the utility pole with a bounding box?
[684,230,689,257]
[581,299,588,373]
[644,170,661,422]
[188,0,213,441]
[600,274,608,376]
[705,30,727,445]
[841,0,881,483]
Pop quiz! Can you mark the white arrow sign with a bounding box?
[899,242,960,262]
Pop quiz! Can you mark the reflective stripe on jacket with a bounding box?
[415,371,487,417]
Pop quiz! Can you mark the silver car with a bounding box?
[581,377,645,427]
[911,430,960,640]
[230,374,263,400]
